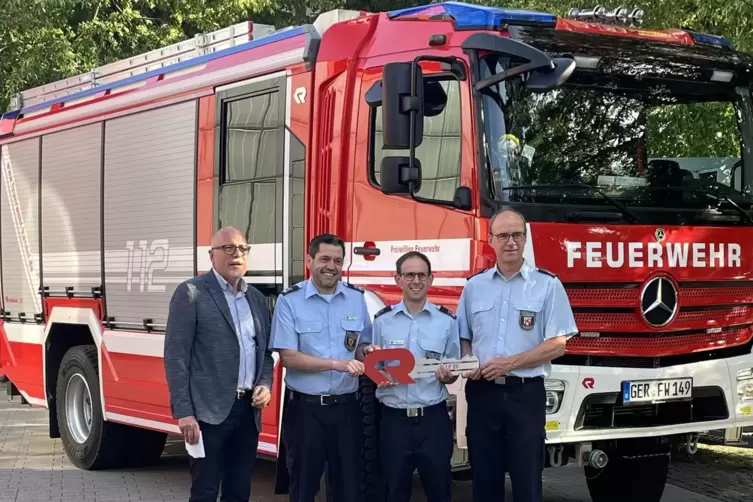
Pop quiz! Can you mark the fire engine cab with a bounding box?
[1,2,753,501]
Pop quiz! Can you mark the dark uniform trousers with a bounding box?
[380,401,454,502]
[282,391,363,502]
[465,377,547,502]
[190,395,260,502]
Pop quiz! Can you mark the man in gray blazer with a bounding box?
[164,226,275,502]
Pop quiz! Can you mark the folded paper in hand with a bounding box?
[185,431,205,459]
[409,356,480,379]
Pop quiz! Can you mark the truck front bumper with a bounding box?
[451,350,753,447]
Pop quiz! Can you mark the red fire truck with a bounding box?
[1,2,753,500]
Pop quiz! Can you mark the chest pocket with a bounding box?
[417,332,446,361]
[513,298,544,334]
[295,320,325,356]
[470,299,495,339]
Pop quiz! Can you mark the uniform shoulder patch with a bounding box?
[280,284,301,296]
[437,305,456,319]
[536,267,557,278]
[343,282,364,293]
[374,305,392,319]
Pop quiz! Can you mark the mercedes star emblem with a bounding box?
[655,228,665,242]
[640,276,678,327]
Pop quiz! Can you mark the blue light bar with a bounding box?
[388,1,557,29]
[688,31,735,50]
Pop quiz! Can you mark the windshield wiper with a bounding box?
[499,183,638,224]
[637,186,753,225]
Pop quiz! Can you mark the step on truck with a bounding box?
[1,2,753,501]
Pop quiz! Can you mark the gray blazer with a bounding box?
[163,271,274,431]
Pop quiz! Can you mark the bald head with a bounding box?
[209,226,249,289]
[211,226,245,247]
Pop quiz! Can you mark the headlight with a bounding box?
[737,368,753,401]
[545,379,565,414]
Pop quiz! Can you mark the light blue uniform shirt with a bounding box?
[372,300,461,409]
[270,279,373,395]
[212,269,256,391]
[456,261,578,378]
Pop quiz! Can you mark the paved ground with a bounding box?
[0,388,747,501]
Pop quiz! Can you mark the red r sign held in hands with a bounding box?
[363,348,416,385]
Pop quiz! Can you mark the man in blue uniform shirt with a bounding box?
[363,251,460,502]
[457,208,578,502]
[270,233,373,502]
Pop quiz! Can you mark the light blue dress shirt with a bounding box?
[212,269,256,391]
[456,261,578,378]
[372,300,461,409]
[269,279,373,395]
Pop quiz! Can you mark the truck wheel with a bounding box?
[359,374,383,502]
[585,450,669,502]
[56,345,130,470]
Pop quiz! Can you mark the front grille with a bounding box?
[573,306,752,331]
[567,326,752,357]
[575,386,728,430]
[565,282,753,308]
[563,281,753,360]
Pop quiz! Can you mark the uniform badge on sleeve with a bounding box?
[344,331,358,351]
[519,310,535,330]
[425,351,441,360]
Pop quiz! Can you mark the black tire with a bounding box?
[359,374,384,502]
[585,450,669,502]
[56,345,133,469]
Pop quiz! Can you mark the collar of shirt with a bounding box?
[489,260,532,282]
[304,278,345,300]
[212,268,248,295]
[391,299,435,319]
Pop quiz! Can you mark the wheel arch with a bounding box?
[43,307,106,439]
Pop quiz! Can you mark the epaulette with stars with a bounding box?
[343,282,364,293]
[536,267,557,278]
[280,284,301,296]
[437,305,456,319]
[373,305,392,319]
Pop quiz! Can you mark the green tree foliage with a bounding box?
[0,0,751,162]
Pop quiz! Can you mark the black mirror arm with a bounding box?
[474,60,552,91]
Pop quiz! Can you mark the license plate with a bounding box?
[621,378,693,404]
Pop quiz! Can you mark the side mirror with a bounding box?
[381,62,424,149]
[380,156,422,195]
[525,57,576,92]
[453,186,472,210]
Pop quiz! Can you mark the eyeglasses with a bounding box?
[490,232,526,243]
[211,244,250,256]
[400,272,429,282]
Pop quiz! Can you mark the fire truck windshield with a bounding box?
[477,51,753,224]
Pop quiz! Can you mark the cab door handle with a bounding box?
[354,241,381,257]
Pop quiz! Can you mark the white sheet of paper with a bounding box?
[409,356,480,379]
[185,431,205,458]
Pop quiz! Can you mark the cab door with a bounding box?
[346,59,476,308]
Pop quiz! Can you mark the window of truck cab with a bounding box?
[368,71,463,203]
[476,51,753,225]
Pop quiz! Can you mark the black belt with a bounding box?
[381,401,446,418]
[470,376,543,386]
[289,390,358,406]
[235,389,253,400]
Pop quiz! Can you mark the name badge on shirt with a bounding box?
[520,310,535,330]
[344,331,358,351]
[425,351,441,360]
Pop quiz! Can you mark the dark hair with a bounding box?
[396,251,432,275]
[308,233,345,258]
